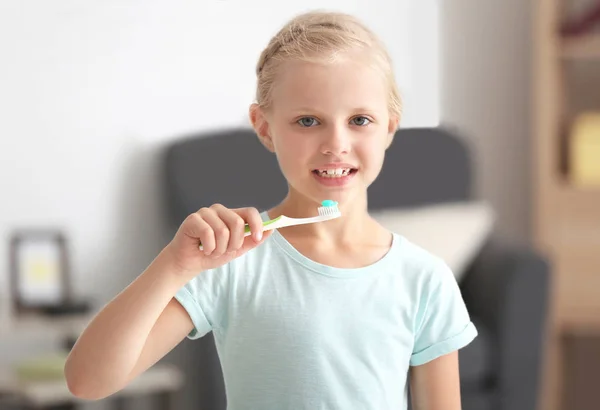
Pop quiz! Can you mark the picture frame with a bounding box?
[9,230,72,315]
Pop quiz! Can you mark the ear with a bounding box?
[385,115,400,150]
[249,103,275,152]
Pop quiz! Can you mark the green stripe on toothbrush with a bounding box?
[244,215,282,233]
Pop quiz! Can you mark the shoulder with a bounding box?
[383,233,463,314]
[398,232,476,363]
[389,233,454,285]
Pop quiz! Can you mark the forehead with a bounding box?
[270,57,389,114]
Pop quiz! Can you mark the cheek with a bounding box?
[361,139,386,163]
[271,133,310,176]
[360,143,387,178]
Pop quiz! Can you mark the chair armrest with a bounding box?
[460,238,551,410]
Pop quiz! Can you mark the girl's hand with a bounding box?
[164,204,272,277]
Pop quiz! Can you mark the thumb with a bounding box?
[235,229,274,256]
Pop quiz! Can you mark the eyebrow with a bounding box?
[290,107,323,114]
[290,107,378,115]
[351,107,378,115]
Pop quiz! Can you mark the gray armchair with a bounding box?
[163,126,550,410]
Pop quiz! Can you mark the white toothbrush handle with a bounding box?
[198,214,338,250]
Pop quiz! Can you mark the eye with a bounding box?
[351,116,371,126]
[297,117,320,127]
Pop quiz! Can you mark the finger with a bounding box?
[236,228,273,256]
[234,207,264,242]
[186,212,215,255]
[213,204,246,252]
[200,207,229,257]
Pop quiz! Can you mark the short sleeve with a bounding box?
[173,263,230,340]
[410,262,477,366]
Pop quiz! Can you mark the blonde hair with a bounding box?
[255,10,402,120]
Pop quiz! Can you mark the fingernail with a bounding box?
[256,231,263,241]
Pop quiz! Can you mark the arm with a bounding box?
[64,249,193,400]
[408,259,476,410]
[410,351,461,410]
[64,205,268,400]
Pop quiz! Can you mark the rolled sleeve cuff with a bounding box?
[174,286,212,340]
[410,321,478,366]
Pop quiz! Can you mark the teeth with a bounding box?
[316,168,352,178]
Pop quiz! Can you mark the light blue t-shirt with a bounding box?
[174,213,477,410]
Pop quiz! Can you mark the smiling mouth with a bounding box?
[312,168,358,178]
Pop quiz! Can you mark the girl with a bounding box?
[65,10,476,410]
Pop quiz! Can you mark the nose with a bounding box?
[319,125,351,156]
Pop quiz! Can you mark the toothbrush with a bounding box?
[199,200,341,250]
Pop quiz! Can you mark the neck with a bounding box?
[268,188,375,244]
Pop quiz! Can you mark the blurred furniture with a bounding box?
[163,126,550,410]
[569,112,600,186]
[0,312,92,340]
[0,364,182,410]
[560,0,600,36]
[0,312,183,410]
[533,1,600,409]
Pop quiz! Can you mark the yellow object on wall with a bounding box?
[570,112,600,187]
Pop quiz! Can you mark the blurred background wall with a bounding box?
[441,0,533,244]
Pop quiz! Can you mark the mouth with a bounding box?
[311,167,358,178]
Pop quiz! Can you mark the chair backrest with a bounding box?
[163,126,472,226]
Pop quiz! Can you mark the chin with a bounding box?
[312,188,363,208]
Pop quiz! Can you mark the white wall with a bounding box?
[0,1,437,407]
[440,0,533,243]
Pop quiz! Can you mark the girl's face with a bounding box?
[251,55,398,208]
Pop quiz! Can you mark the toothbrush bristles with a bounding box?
[318,205,341,217]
